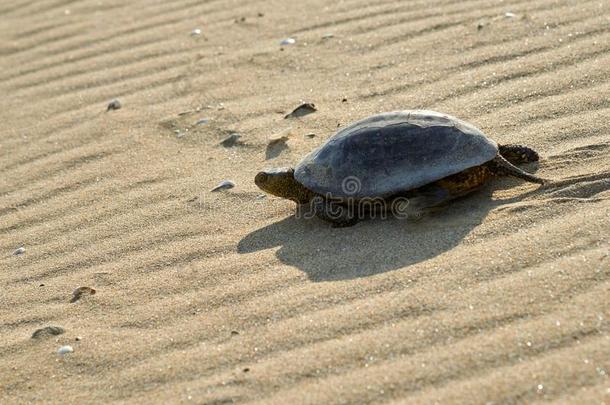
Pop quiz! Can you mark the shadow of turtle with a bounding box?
[238,185,506,282]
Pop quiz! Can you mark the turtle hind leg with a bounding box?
[488,154,546,184]
[433,165,495,198]
[391,186,452,220]
[499,144,539,165]
[393,166,493,219]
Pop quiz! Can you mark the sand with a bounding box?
[1,0,609,403]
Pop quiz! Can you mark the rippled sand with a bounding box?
[1,0,608,403]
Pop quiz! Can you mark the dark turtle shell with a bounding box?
[294,110,498,199]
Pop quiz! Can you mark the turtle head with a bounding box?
[255,167,312,204]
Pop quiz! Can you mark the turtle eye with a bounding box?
[255,172,268,185]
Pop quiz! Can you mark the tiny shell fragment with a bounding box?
[191,28,202,36]
[58,345,74,355]
[285,103,316,119]
[107,99,122,111]
[266,135,289,159]
[211,180,235,192]
[13,246,25,255]
[220,133,242,147]
[268,135,289,146]
[32,326,65,339]
[70,286,96,303]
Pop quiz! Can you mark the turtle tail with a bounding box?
[498,144,539,165]
[489,154,546,184]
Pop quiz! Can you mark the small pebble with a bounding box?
[285,103,316,118]
[57,345,73,355]
[280,37,296,46]
[231,331,239,336]
[504,12,516,18]
[211,180,235,192]
[75,336,82,341]
[341,98,347,102]
[106,99,122,111]
[13,246,25,255]
[322,33,334,39]
[268,135,288,146]
[32,326,65,339]
[191,28,202,36]
[243,368,250,372]
[220,133,242,147]
[195,118,209,125]
[305,133,316,138]
[256,194,267,200]
[70,286,96,303]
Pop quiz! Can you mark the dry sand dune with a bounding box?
[1,0,609,403]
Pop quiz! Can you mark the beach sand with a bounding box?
[1,0,608,403]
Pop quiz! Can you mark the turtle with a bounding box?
[255,110,545,227]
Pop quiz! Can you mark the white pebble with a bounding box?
[58,345,74,355]
[13,247,25,255]
[280,37,296,45]
[191,28,202,36]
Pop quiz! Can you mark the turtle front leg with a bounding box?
[310,197,360,228]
